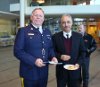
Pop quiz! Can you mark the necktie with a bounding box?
[39,28,43,34]
[37,28,43,34]
[66,34,69,39]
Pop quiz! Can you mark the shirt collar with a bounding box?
[31,23,41,28]
[39,26,43,34]
[63,30,72,38]
[31,23,43,34]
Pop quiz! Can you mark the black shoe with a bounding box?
[83,83,88,87]
[83,85,88,87]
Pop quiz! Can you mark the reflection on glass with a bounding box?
[30,0,39,6]
[28,0,100,6]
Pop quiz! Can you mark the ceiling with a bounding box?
[0,0,99,20]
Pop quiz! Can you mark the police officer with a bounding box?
[14,8,58,87]
[78,24,97,87]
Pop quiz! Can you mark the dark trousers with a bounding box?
[56,70,80,87]
[56,65,81,87]
[22,78,48,87]
[81,57,90,86]
[57,76,80,87]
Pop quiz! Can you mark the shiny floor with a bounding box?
[0,46,100,87]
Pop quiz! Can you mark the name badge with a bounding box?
[28,33,34,35]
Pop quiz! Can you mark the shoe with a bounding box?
[83,85,88,87]
[83,83,88,87]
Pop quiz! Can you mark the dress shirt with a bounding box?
[63,30,72,39]
[32,23,43,34]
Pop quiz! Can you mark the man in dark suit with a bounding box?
[78,24,97,87]
[14,8,58,87]
[52,14,86,87]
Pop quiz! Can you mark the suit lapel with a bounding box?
[59,32,66,54]
[71,32,77,55]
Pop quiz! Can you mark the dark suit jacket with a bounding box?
[83,33,97,57]
[52,31,86,79]
[14,24,55,80]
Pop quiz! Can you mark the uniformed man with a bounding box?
[78,24,97,87]
[14,8,58,87]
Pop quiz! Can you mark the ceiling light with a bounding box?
[37,0,45,4]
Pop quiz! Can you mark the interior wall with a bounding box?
[0,19,14,34]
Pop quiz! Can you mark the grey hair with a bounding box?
[31,8,44,15]
[61,14,72,19]
[60,14,73,23]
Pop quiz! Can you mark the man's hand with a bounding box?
[74,63,80,69]
[61,55,71,61]
[51,57,58,63]
[35,58,45,67]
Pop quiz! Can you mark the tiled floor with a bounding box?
[0,46,100,87]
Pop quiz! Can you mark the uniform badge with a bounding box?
[30,37,33,39]
[46,35,51,40]
[28,33,34,35]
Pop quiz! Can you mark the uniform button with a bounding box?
[43,56,45,58]
[42,41,44,44]
[42,35,43,36]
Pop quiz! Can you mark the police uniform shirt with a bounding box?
[32,23,43,34]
